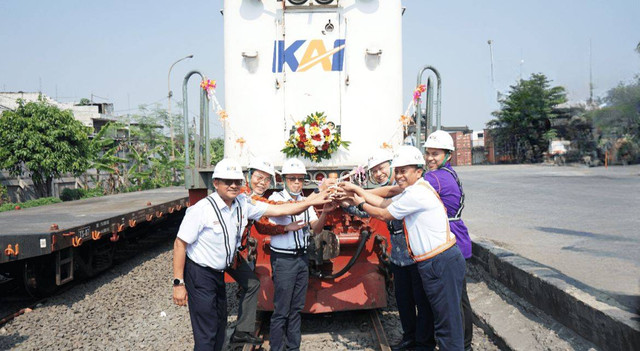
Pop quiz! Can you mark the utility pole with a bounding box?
[488,40,498,102]
[588,39,594,106]
[519,49,524,81]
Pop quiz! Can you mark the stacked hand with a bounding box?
[284,220,307,232]
[332,182,364,207]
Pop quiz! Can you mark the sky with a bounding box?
[1,0,639,133]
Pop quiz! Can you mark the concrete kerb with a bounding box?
[470,237,640,351]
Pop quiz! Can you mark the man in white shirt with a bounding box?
[267,158,336,351]
[339,146,466,351]
[172,159,330,351]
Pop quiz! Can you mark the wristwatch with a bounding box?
[357,201,366,212]
[173,278,185,287]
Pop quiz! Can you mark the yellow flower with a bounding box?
[309,126,320,135]
[217,110,229,121]
[295,121,302,127]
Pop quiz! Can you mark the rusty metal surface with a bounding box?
[251,213,391,314]
[0,187,188,263]
[0,187,187,235]
[369,309,391,351]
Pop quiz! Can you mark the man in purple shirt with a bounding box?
[424,130,473,351]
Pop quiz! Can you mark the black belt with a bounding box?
[270,247,307,256]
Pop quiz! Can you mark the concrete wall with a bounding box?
[0,171,96,202]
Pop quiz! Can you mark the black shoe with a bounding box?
[230,331,263,345]
[391,339,415,351]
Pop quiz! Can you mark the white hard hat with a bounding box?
[212,158,244,180]
[391,145,425,168]
[423,130,455,151]
[281,158,307,175]
[248,157,275,177]
[367,149,394,169]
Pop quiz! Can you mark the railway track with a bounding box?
[230,309,391,351]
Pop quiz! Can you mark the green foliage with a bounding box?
[60,188,85,201]
[487,73,567,163]
[0,184,8,205]
[587,76,640,163]
[210,138,224,165]
[0,96,91,197]
[78,98,91,106]
[0,197,62,213]
[589,76,640,139]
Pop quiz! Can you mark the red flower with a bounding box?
[310,121,319,127]
[322,142,329,151]
[297,126,305,135]
[312,134,322,141]
[322,128,330,136]
[300,134,307,142]
[297,141,305,149]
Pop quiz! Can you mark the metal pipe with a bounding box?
[415,66,442,150]
[167,54,193,159]
[182,70,208,170]
[426,77,433,137]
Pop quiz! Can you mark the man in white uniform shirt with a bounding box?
[172,159,330,351]
[338,146,466,351]
[268,158,336,351]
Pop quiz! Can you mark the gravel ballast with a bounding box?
[1,238,499,350]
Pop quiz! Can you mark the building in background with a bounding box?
[0,92,115,134]
[441,126,472,166]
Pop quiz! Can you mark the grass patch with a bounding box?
[0,197,63,213]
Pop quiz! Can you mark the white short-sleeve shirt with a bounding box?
[387,179,450,258]
[268,190,318,253]
[177,192,268,270]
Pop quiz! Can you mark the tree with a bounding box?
[588,75,640,163]
[210,138,224,165]
[88,122,128,193]
[77,98,92,106]
[487,73,567,163]
[0,96,91,197]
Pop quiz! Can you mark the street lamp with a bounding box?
[168,54,194,159]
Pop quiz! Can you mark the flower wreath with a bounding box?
[281,112,350,162]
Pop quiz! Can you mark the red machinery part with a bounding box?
[227,206,392,313]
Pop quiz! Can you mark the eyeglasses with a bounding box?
[253,175,271,184]
[220,179,244,186]
[285,176,305,182]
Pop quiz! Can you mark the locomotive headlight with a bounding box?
[314,171,327,182]
[339,171,351,182]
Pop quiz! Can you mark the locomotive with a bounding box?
[183,0,412,313]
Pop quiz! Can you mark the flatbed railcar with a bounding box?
[0,187,188,295]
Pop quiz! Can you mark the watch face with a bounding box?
[173,279,181,286]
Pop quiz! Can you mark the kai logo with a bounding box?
[272,39,346,73]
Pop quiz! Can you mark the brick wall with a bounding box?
[449,131,472,166]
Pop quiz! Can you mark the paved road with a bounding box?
[456,164,640,311]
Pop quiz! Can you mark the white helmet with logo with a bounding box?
[391,145,425,168]
[367,149,394,170]
[423,130,455,151]
[281,158,307,175]
[212,158,244,180]
[248,157,275,177]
